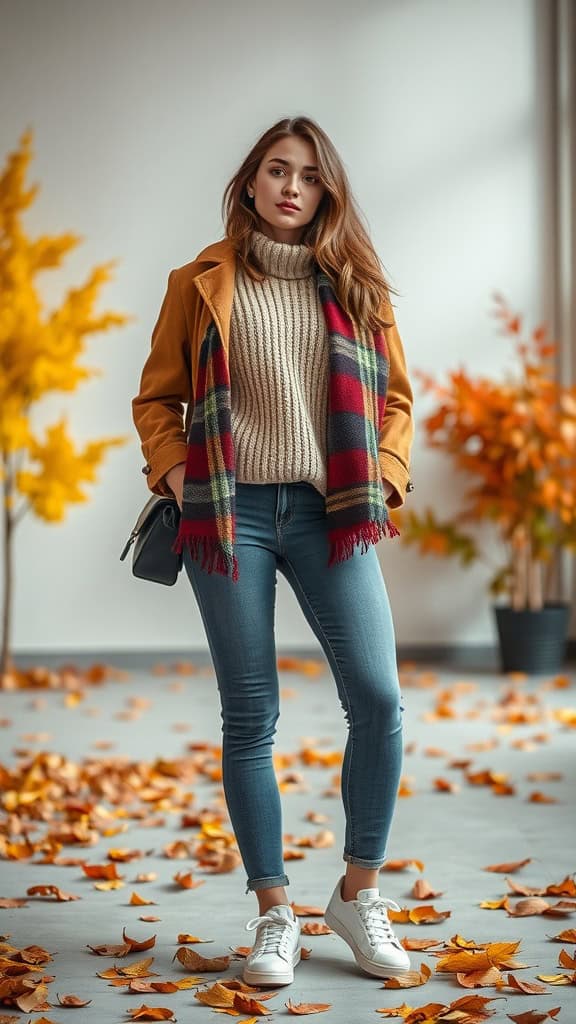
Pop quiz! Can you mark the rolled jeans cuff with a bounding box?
[343,852,385,869]
[245,873,290,894]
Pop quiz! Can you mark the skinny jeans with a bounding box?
[182,481,404,893]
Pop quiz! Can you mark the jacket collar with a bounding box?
[190,237,395,351]
[192,239,237,351]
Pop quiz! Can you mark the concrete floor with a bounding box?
[1,655,575,1023]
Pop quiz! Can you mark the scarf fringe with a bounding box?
[174,514,398,580]
[328,517,400,567]
[173,532,239,582]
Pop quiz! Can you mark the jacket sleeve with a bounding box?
[132,269,192,497]
[379,315,414,509]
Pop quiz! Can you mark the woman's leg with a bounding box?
[181,484,291,904]
[277,484,404,873]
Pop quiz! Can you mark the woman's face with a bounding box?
[248,135,325,244]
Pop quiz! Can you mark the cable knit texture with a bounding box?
[230,229,329,496]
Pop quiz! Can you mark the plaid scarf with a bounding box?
[172,270,399,581]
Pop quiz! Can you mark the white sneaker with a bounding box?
[242,904,302,986]
[324,875,411,978]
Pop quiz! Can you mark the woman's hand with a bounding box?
[165,462,186,510]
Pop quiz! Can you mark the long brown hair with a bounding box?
[221,116,399,332]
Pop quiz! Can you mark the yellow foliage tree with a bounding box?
[0,129,131,675]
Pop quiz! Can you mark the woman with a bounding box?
[132,115,414,987]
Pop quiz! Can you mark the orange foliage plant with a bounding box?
[397,294,576,611]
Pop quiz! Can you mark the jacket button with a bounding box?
[142,464,151,475]
[406,479,414,492]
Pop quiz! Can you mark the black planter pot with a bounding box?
[493,602,571,674]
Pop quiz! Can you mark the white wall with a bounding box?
[0,0,542,653]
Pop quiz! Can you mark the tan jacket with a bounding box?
[132,239,414,508]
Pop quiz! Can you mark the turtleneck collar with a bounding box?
[249,229,315,280]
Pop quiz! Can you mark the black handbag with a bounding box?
[120,494,183,585]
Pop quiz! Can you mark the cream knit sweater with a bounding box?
[229,229,329,496]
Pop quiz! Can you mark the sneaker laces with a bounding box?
[245,908,295,957]
[355,895,402,947]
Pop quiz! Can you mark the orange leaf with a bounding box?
[401,937,443,951]
[14,983,50,1013]
[196,848,242,873]
[122,927,156,952]
[549,929,576,942]
[301,922,333,935]
[528,791,558,804]
[305,810,330,823]
[26,884,80,902]
[411,879,444,900]
[56,993,92,1006]
[290,902,325,916]
[129,981,178,993]
[173,871,204,889]
[381,859,425,873]
[388,907,411,923]
[433,777,460,793]
[480,896,511,911]
[164,840,194,859]
[449,993,501,1013]
[233,992,271,1014]
[507,973,548,993]
[435,942,525,973]
[82,863,122,880]
[89,943,131,957]
[398,779,415,797]
[194,982,236,1007]
[408,904,451,924]
[17,944,53,965]
[507,897,551,917]
[506,877,545,896]
[456,966,503,987]
[442,934,484,950]
[376,1003,444,1019]
[559,948,576,969]
[285,999,332,1014]
[544,900,576,916]
[177,933,213,943]
[108,847,144,861]
[507,1010,562,1024]
[126,1007,176,1021]
[129,892,157,906]
[546,875,576,898]
[116,957,157,978]
[381,963,431,989]
[173,976,205,989]
[173,947,230,971]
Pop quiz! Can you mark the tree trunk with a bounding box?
[511,527,529,610]
[527,554,543,610]
[1,465,14,677]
